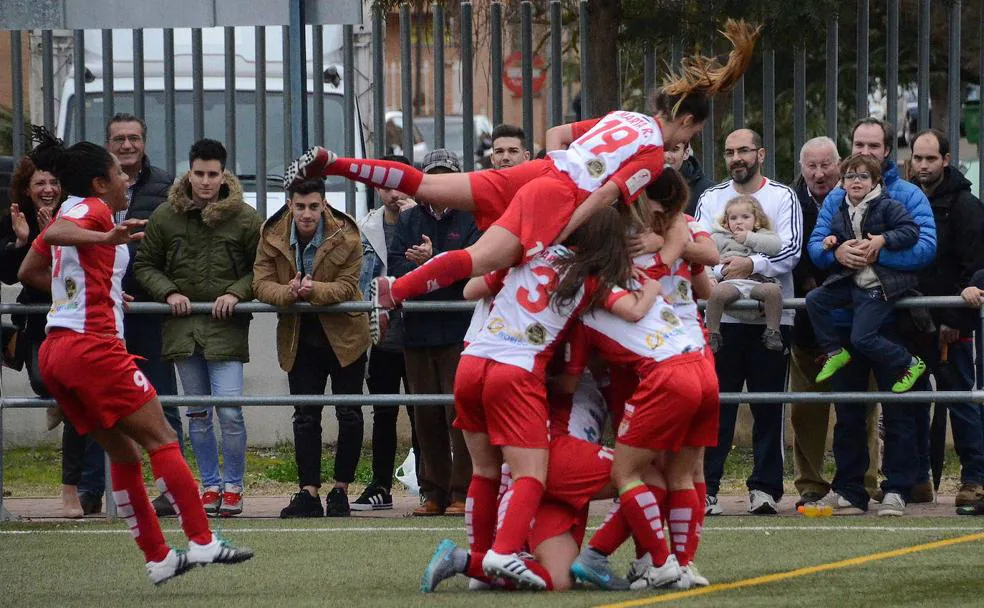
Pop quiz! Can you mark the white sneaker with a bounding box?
[146,549,196,586]
[878,492,906,517]
[705,494,723,516]
[748,490,778,515]
[481,550,546,590]
[628,554,682,590]
[686,562,709,587]
[187,533,255,566]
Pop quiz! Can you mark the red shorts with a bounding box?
[453,355,550,449]
[529,500,590,552]
[492,167,587,262]
[545,435,614,510]
[616,352,706,452]
[686,353,720,448]
[38,330,158,435]
[468,159,556,230]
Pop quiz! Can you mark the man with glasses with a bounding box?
[694,129,803,516]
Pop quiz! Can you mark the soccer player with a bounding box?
[18,132,253,586]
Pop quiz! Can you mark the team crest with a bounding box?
[64,278,77,299]
[676,281,691,302]
[585,158,605,179]
[660,308,681,326]
[525,322,547,345]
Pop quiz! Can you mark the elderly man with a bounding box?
[789,137,882,509]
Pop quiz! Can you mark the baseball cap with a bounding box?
[422,148,462,173]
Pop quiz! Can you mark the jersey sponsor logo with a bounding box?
[525,322,547,345]
[486,317,506,333]
[660,308,681,327]
[645,332,666,349]
[585,158,606,179]
[62,203,90,219]
[625,168,652,195]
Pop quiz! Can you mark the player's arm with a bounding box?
[608,278,662,323]
[657,214,690,268]
[683,232,720,267]
[464,269,508,300]
[545,118,601,151]
[556,181,622,243]
[44,217,145,247]
[690,266,714,301]
[17,245,52,293]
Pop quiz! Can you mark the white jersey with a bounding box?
[548,111,665,203]
[550,370,609,444]
[463,296,493,345]
[38,196,129,338]
[463,245,595,375]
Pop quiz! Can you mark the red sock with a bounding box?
[110,461,169,563]
[695,481,707,539]
[667,489,701,566]
[618,483,671,567]
[466,475,499,553]
[324,156,424,195]
[466,551,554,590]
[589,501,632,556]
[391,250,474,303]
[492,477,544,555]
[498,464,513,504]
[149,442,212,545]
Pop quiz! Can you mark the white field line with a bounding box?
[2,525,983,536]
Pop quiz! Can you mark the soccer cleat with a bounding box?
[351,484,393,512]
[482,550,546,590]
[219,488,243,517]
[420,539,466,593]
[570,548,630,591]
[815,348,852,383]
[187,533,254,566]
[686,562,709,587]
[877,492,906,517]
[626,554,652,586]
[146,549,196,586]
[283,146,336,189]
[892,357,927,393]
[705,494,723,516]
[468,578,492,591]
[201,487,221,516]
[368,277,397,345]
[749,490,778,515]
[628,554,682,590]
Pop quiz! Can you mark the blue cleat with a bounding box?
[421,539,465,593]
[570,548,630,591]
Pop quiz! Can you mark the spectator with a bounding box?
[664,142,715,215]
[694,128,802,516]
[789,137,882,508]
[812,117,937,516]
[389,149,479,516]
[910,128,984,508]
[357,155,419,512]
[135,139,260,517]
[490,124,530,170]
[253,178,369,518]
[106,113,184,517]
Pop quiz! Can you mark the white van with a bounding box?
[55,27,370,220]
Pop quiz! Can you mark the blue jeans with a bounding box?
[175,354,247,490]
[929,339,984,484]
[806,281,912,371]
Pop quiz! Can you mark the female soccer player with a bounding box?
[18,132,253,586]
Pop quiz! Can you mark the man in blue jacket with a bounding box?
[810,117,937,516]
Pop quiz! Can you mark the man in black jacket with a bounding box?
[910,128,984,508]
[104,113,182,516]
[389,149,479,516]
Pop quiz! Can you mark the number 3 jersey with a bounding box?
[462,245,597,376]
[32,196,129,339]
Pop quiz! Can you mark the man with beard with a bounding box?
[909,129,984,510]
[694,129,802,516]
[789,137,883,508]
[814,117,936,516]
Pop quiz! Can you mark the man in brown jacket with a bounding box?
[253,178,370,518]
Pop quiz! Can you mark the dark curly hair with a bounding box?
[10,155,65,221]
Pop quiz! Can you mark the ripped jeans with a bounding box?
[175,354,247,490]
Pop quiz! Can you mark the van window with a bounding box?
[65,91,350,190]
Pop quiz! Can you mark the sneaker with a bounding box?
[748,490,778,515]
[79,492,103,515]
[152,494,176,517]
[325,487,350,517]
[481,550,547,590]
[956,499,984,516]
[831,496,866,516]
[280,491,324,518]
[351,484,393,512]
[761,327,783,351]
[795,491,827,508]
[570,548,630,590]
[909,481,936,504]
[708,332,723,353]
[187,533,254,566]
[201,487,221,516]
[628,554,682,590]
[955,483,984,507]
[705,494,723,516]
[815,348,852,383]
[686,562,709,587]
[283,146,336,188]
[421,539,467,593]
[146,549,196,586]
[878,491,906,517]
[892,357,927,393]
[219,488,243,517]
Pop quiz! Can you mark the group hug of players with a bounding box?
[24,18,760,591]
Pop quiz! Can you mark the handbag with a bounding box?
[1,321,26,371]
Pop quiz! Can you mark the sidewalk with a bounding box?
[2,493,965,521]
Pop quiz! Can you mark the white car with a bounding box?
[383,111,430,165]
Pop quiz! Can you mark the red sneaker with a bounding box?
[201,488,221,516]
[283,146,336,188]
[219,490,243,517]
